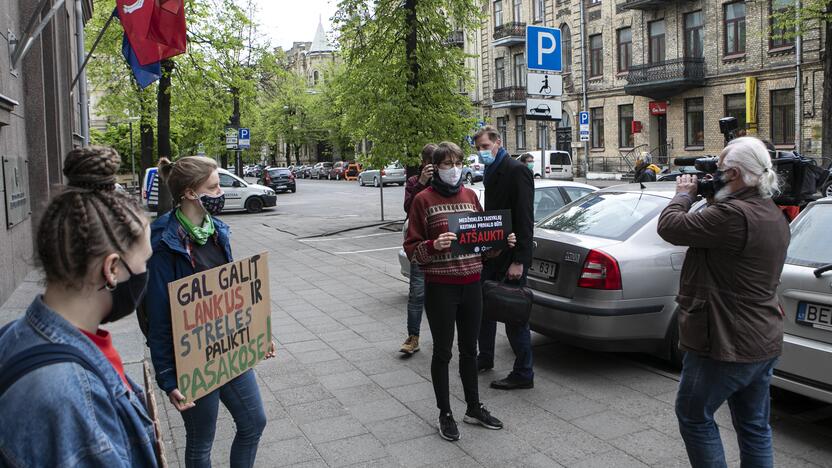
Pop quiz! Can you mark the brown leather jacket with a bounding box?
[657,188,790,362]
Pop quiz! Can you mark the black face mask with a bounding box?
[101,259,149,324]
[199,192,225,216]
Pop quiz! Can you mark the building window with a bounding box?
[562,24,572,73]
[724,2,746,55]
[685,98,705,147]
[494,1,504,27]
[771,89,795,145]
[589,34,603,78]
[534,0,545,22]
[684,11,704,58]
[313,71,319,85]
[495,58,506,88]
[513,0,522,22]
[724,93,747,133]
[589,0,601,5]
[590,107,604,148]
[770,0,795,49]
[516,116,527,149]
[618,105,634,148]
[513,53,526,87]
[617,28,632,72]
[649,20,666,64]
[497,117,508,142]
[537,122,549,148]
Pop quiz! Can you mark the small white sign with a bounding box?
[527,73,562,97]
[580,130,590,142]
[526,98,562,121]
[225,128,238,149]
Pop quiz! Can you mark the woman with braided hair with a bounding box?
[145,156,274,468]
[0,146,158,466]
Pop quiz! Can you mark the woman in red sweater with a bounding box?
[404,141,515,442]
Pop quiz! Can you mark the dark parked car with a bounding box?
[328,161,350,180]
[260,167,296,193]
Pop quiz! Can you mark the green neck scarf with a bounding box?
[175,208,215,246]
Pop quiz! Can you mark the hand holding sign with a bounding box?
[435,232,457,251]
[507,232,517,249]
[169,388,196,412]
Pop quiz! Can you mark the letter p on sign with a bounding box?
[526,26,562,72]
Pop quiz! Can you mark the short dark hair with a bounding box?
[432,141,464,166]
[420,143,438,163]
[473,125,502,144]
[519,154,534,163]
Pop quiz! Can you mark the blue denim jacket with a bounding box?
[145,211,232,393]
[0,296,158,467]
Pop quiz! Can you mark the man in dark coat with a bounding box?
[474,126,536,389]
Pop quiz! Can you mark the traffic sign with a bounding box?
[526,26,562,72]
[579,111,590,142]
[527,73,562,97]
[525,98,562,121]
[238,128,251,149]
[225,127,238,150]
[197,143,205,156]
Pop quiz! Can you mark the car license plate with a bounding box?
[796,302,832,331]
[529,259,557,279]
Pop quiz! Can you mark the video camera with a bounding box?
[673,117,826,204]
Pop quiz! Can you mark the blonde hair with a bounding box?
[158,156,218,202]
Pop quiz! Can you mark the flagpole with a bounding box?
[70,12,116,91]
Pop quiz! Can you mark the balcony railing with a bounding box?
[448,30,465,47]
[492,87,526,107]
[493,22,526,46]
[624,57,705,99]
[620,0,676,10]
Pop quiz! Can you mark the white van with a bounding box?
[142,167,276,213]
[519,150,574,180]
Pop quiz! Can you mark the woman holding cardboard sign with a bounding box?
[146,156,275,468]
[404,142,516,442]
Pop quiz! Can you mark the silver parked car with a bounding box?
[528,182,694,363]
[398,180,597,278]
[772,197,832,403]
[358,162,407,187]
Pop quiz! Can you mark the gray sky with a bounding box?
[255,0,338,50]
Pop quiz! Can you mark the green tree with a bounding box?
[333,0,480,170]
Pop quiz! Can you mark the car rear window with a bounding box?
[549,152,571,165]
[269,169,290,176]
[787,204,832,267]
[538,192,669,240]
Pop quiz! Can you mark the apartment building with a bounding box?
[479,0,825,172]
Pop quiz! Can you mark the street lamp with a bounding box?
[116,115,140,188]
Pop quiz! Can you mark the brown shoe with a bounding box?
[400,335,420,354]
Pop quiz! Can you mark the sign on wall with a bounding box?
[169,252,272,402]
[2,156,30,229]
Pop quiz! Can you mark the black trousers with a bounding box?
[424,281,482,414]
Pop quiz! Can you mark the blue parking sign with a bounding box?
[579,111,589,126]
[238,127,251,149]
[526,26,562,72]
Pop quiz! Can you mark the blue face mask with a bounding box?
[479,149,495,166]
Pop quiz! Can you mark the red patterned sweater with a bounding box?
[404,186,484,285]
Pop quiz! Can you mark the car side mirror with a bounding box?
[232,181,241,188]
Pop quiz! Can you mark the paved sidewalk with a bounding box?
[2,212,831,467]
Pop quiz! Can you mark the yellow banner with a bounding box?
[746,77,757,134]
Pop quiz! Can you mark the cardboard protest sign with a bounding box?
[447,209,512,255]
[168,252,271,402]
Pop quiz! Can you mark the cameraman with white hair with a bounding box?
[657,137,790,468]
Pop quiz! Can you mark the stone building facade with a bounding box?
[0,0,93,305]
[479,0,825,173]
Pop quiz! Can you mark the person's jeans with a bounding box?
[477,263,534,381]
[407,262,425,336]
[424,281,482,413]
[181,369,268,468]
[675,352,778,468]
